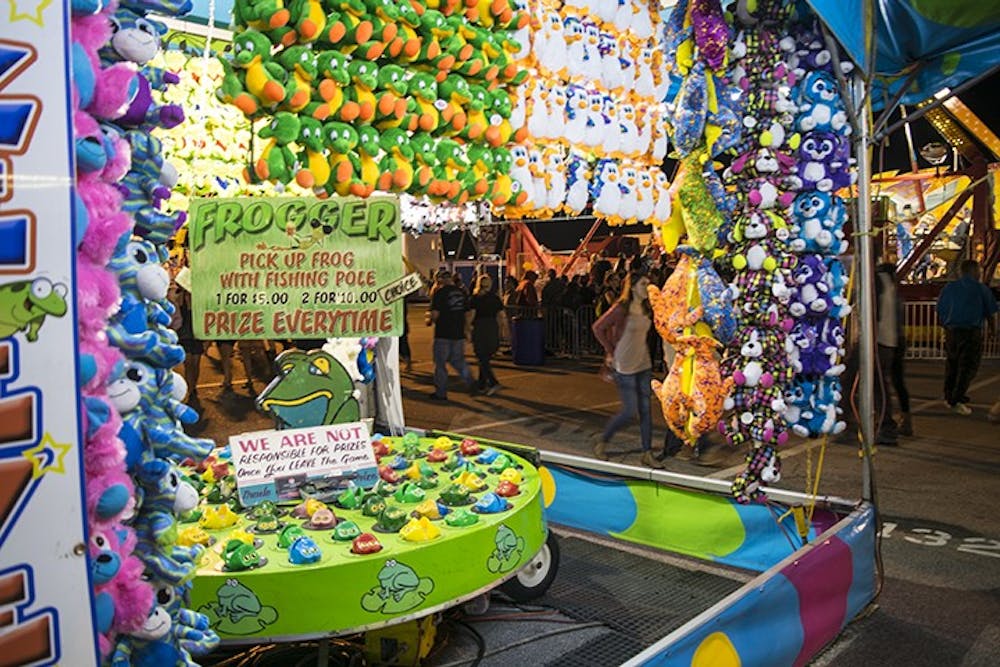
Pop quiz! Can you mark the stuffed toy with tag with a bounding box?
[785,377,846,438]
[727,147,798,210]
[217,29,287,118]
[591,159,623,222]
[790,190,848,254]
[731,445,781,504]
[253,112,301,184]
[118,129,185,244]
[132,457,204,584]
[730,209,796,273]
[789,319,846,377]
[274,45,323,117]
[795,70,850,136]
[789,254,834,319]
[437,73,471,135]
[795,130,854,192]
[72,10,138,122]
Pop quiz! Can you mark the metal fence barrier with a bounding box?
[493,301,999,361]
[499,306,601,358]
[903,301,1000,360]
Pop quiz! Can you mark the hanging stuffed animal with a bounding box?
[563,15,586,79]
[564,83,590,146]
[795,130,855,192]
[614,164,639,224]
[563,151,592,215]
[543,144,568,214]
[591,159,623,222]
[790,190,848,254]
[795,70,850,136]
[731,445,781,504]
[635,169,655,222]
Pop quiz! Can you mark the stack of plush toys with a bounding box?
[153,49,281,208]
[216,0,530,208]
[504,0,673,224]
[72,0,220,663]
[650,0,854,504]
[781,17,854,440]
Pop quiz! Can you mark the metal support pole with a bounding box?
[853,74,876,503]
[559,219,602,277]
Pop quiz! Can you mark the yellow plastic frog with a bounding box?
[200,504,239,530]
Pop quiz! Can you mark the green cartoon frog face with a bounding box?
[348,60,378,90]
[0,278,68,342]
[323,122,359,154]
[232,30,270,67]
[377,65,408,97]
[378,559,420,595]
[256,350,360,429]
[357,126,380,155]
[409,73,437,101]
[396,1,420,27]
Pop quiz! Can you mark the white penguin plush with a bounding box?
[614,0,635,32]
[634,104,652,157]
[635,168,655,221]
[595,0,617,25]
[564,84,589,146]
[618,102,638,156]
[631,2,654,39]
[651,170,672,228]
[600,31,621,90]
[564,152,592,215]
[593,160,622,220]
[634,45,655,97]
[584,89,604,148]
[527,81,549,139]
[582,20,602,79]
[539,11,568,76]
[528,146,548,210]
[510,81,529,132]
[617,37,636,92]
[617,165,639,223]
[601,95,620,155]
[564,15,586,80]
[509,145,536,207]
[544,83,568,140]
[512,0,531,61]
[544,145,567,213]
[651,112,668,162]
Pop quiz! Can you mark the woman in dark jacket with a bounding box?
[470,274,505,395]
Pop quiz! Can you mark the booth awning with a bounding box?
[807,0,1000,109]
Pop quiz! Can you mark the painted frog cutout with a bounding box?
[0,278,68,342]
[256,350,360,429]
[360,559,435,614]
[198,578,278,636]
[487,525,525,573]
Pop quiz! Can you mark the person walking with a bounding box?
[426,268,477,401]
[875,262,912,442]
[936,260,998,414]
[470,274,504,395]
[591,269,662,469]
[515,270,540,315]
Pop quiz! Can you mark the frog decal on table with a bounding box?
[256,349,360,429]
[360,559,435,614]
[487,525,525,573]
[0,278,68,342]
[198,579,279,636]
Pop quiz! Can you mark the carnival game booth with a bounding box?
[7,0,995,663]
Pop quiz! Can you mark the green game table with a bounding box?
[185,434,547,642]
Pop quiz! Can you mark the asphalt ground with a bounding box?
[192,306,1000,666]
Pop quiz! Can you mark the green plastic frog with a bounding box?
[0,278,68,342]
[256,350,359,429]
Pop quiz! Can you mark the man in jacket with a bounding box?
[936,260,998,414]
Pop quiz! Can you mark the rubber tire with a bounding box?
[499,531,560,602]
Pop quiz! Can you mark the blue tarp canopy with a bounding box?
[806,0,1000,109]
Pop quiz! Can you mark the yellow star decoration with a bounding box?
[7,0,51,26]
[22,432,72,480]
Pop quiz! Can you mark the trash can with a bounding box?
[511,317,545,366]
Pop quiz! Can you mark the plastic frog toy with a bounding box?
[288,536,322,564]
[222,539,265,572]
[200,504,239,529]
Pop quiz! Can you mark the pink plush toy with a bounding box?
[72,8,138,121]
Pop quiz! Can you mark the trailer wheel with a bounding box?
[500,532,560,602]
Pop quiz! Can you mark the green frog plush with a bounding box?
[0,278,68,342]
[256,349,359,429]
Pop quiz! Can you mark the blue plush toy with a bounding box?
[823,257,852,318]
[107,236,185,368]
[146,575,219,658]
[108,360,214,466]
[132,458,204,584]
[794,71,850,136]
[790,190,848,254]
[788,254,834,320]
[118,130,187,243]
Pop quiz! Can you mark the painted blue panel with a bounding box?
[0,217,28,266]
[717,502,813,572]
[645,572,804,667]
[842,504,878,622]
[544,466,638,535]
